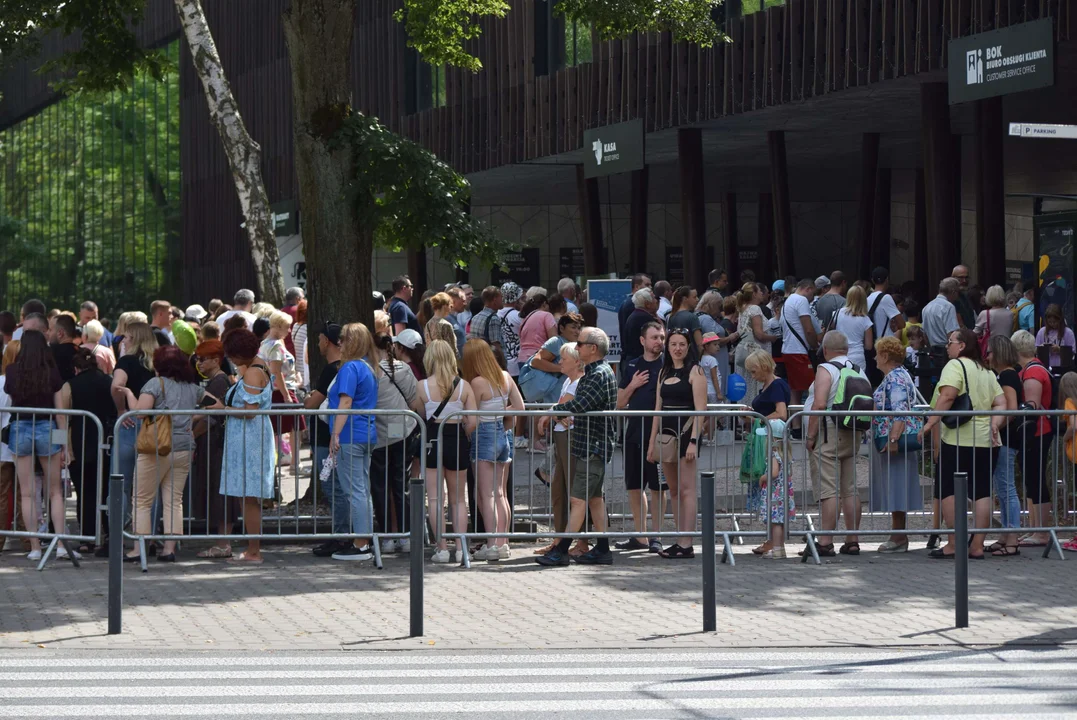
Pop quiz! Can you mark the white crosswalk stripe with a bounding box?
[1,648,1075,719]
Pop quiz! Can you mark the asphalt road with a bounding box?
[2,646,1076,718]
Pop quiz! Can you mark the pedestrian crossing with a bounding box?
[1,648,1075,718]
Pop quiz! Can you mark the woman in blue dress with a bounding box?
[221,328,275,564]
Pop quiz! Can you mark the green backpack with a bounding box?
[828,361,875,432]
[739,419,770,484]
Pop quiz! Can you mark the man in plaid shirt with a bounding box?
[536,327,618,567]
[466,286,504,350]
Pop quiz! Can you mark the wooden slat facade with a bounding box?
[0,0,1072,303]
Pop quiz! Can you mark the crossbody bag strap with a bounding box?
[785,314,808,350]
[430,377,460,424]
[868,292,885,334]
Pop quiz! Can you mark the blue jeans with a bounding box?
[337,443,372,537]
[314,444,349,534]
[993,445,1021,531]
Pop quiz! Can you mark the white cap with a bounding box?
[393,329,424,350]
[185,304,208,322]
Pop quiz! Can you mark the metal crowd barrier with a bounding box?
[785,407,1077,566]
[0,407,107,570]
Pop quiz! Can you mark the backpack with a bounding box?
[827,361,875,432]
[1013,298,1033,331]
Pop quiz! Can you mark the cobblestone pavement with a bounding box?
[2,538,1076,651]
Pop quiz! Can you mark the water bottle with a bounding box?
[319,452,337,481]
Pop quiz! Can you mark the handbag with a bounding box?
[655,425,686,464]
[425,378,460,452]
[941,359,973,429]
[136,377,173,456]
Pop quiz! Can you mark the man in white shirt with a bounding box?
[654,280,673,323]
[216,289,257,330]
[803,331,868,556]
[781,279,820,418]
[921,278,961,347]
[557,277,580,314]
[866,267,904,384]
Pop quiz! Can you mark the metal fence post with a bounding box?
[954,471,969,629]
[409,476,424,637]
[107,473,123,635]
[701,471,716,632]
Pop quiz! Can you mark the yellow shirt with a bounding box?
[932,357,1002,447]
[900,322,922,348]
[1066,399,1077,464]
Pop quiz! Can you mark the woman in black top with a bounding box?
[110,322,159,531]
[988,334,1023,556]
[647,328,708,558]
[6,331,68,560]
[61,347,116,554]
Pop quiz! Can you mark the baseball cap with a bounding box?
[321,320,342,346]
[701,332,720,345]
[815,275,830,291]
[394,329,424,350]
[771,279,785,293]
[184,304,208,322]
[754,418,787,440]
[871,266,890,284]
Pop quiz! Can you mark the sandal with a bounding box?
[533,543,557,555]
[751,544,772,556]
[533,469,550,487]
[983,541,1005,554]
[659,544,696,559]
[197,546,234,559]
[1062,539,1077,552]
[798,542,836,558]
[568,540,590,558]
[839,542,860,556]
[991,545,1020,557]
[228,552,264,565]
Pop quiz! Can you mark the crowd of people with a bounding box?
[1,259,1074,570]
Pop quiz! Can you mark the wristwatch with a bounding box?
[688,438,698,445]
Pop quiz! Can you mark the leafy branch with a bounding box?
[556,0,729,46]
[395,0,509,71]
[331,113,513,269]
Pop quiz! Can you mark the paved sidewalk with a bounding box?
[2,540,1076,651]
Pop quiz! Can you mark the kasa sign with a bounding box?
[583,119,644,178]
[948,18,1054,104]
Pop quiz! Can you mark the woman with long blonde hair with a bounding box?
[462,339,524,561]
[417,339,477,564]
[111,321,158,530]
[112,311,148,358]
[834,284,874,369]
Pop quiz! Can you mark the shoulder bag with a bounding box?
[941,359,973,429]
[136,377,173,456]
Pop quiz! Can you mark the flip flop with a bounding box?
[991,545,1020,557]
[1018,539,1047,548]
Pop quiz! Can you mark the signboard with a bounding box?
[241,199,299,237]
[586,278,633,363]
[582,119,645,179]
[1005,260,1034,288]
[276,233,306,291]
[1034,212,1077,330]
[1009,123,1077,140]
[948,18,1054,104]
[491,248,541,289]
[666,247,685,286]
[559,247,585,281]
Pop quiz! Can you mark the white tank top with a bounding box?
[423,379,465,423]
[477,378,509,423]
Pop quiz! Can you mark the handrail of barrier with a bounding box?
[433,408,772,567]
[0,407,107,570]
[786,407,1076,564]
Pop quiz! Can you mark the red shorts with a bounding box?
[783,353,814,391]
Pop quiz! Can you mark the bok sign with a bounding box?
[948,19,1054,104]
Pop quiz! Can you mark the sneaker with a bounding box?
[497,544,509,560]
[331,544,373,561]
[397,539,411,554]
[535,548,571,567]
[431,548,452,564]
[26,549,42,561]
[760,547,786,559]
[473,544,494,560]
[381,539,398,554]
[484,544,506,562]
[877,540,909,554]
[648,539,663,554]
[312,540,349,557]
[574,547,614,565]
[455,550,464,564]
[56,546,81,560]
[614,538,649,551]
[513,435,530,449]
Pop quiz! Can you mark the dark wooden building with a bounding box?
[1,0,1074,307]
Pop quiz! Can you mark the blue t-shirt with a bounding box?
[751,378,791,418]
[328,360,379,445]
[389,297,421,334]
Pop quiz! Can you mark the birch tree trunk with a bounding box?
[283,0,373,380]
[173,0,285,306]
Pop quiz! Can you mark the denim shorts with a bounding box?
[7,418,61,457]
[472,421,511,463]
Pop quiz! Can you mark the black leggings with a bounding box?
[369,440,411,534]
[936,443,996,501]
[1018,432,1055,505]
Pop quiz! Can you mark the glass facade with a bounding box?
[0,41,180,321]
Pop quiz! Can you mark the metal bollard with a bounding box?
[954,471,969,629]
[107,474,123,635]
[701,471,716,632]
[409,476,424,638]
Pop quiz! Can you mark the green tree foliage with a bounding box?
[0,42,180,316]
[333,113,506,269]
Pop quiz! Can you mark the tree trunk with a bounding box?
[283,0,373,378]
[173,0,284,306]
